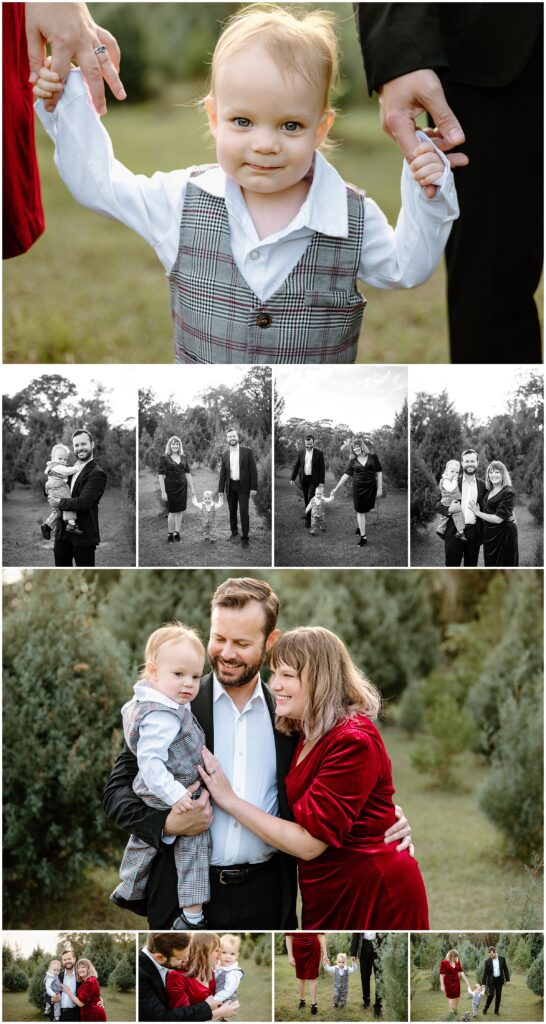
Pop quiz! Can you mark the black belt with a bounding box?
[210,857,276,886]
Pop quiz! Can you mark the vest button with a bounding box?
[256,312,272,328]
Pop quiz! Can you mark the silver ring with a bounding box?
[94,44,107,56]
[209,769,217,775]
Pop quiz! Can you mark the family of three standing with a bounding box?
[103,577,429,934]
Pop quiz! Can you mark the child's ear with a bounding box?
[146,660,157,681]
[315,109,335,148]
[204,95,218,137]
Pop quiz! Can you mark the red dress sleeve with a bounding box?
[291,722,382,847]
[439,960,447,976]
[166,971,190,1009]
[77,977,99,1005]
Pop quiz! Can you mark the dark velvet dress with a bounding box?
[158,454,191,513]
[285,933,323,979]
[78,978,107,1021]
[345,454,382,513]
[440,959,464,999]
[285,715,429,929]
[482,486,519,566]
[166,971,215,1008]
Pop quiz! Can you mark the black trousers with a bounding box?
[484,979,504,1013]
[302,475,317,525]
[54,538,96,566]
[444,523,480,567]
[60,1009,80,1021]
[227,483,250,538]
[206,855,283,929]
[359,941,381,1012]
[442,35,543,363]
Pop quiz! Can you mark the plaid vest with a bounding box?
[122,697,204,805]
[169,167,367,364]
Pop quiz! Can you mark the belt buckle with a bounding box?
[219,869,230,885]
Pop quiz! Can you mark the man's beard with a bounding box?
[209,647,266,688]
[463,466,477,475]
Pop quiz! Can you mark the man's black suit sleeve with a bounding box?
[58,467,107,513]
[502,958,510,983]
[356,4,448,95]
[139,977,212,1022]
[102,745,169,849]
[218,455,227,494]
[249,449,258,491]
[290,455,301,482]
[317,451,325,485]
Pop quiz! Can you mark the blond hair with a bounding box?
[210,4,339,111]
[75,958,98,979]
[444,459,460,473]
[164,436,184,455]
[143,621,205,673]
[485,460,512,489]
[446,949,459,965]
[50,444,70,460]
[185,933,220,985]
[270,626,381,740]
[211,577,280,639]
[352,437,369,455]
[220,934,241,951]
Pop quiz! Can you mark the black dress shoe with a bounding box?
[299,1000,306,1009]
[229,532,239,541]
[311,1005,318,1016]
[242,536,249,548]
[358,535,367,546]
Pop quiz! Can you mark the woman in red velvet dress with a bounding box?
[59,959,107,1021]
[166,933,219,1010]
[439,949,473,1015]
[285,933,327,1015]
[200,626,429,929]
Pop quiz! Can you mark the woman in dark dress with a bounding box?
[157,435,194,544]
[200,626,429,930]
[439,949,472,1016]
[285,933,327,1015]
[330,439,382,547]
[470,460,519,566]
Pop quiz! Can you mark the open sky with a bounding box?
[2,365,138,424]
[409,365,543,420]
[138,365,264,407]
[3,931,62,957]
[275,365,407,430]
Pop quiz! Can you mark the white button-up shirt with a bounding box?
[36,70,458,303]
[304,449,314,475]
[461,475,478,524]
[210,674,278,865]
[142,946,169,986]
[492,957,500,978]
[60,969,77,1009]
[229,445,240,482]
[128,682,189,805]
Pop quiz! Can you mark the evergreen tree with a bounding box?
[526,948,544,997]
[82,934,118,985]
[397,681,425,737]
[29,956,54,1011]
[511,937,532,971]
[377,934,408,1021]
[410,449,439,529]
[3,964,29,991]
[108,955,136,992]
[412,693,476,788]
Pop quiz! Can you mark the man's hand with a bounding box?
[48,496,61,509]
[290,480,295,486]
[250,489,257,497]
[51,995,61,1004]
[26,2,126,115]
[163,783,212,836]
[379,69,468,196]
[384,803,414,856]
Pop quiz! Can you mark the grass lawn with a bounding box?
[410,967,544,1022]
[139,465,272,566]
[274,952,391,1022]
[2,482,135,567]
[274,470,408,566]
[410,499,542,567]
[2,985,135,1023]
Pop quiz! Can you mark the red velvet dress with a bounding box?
[166,970,215,1008]
[440,959,463,999]
[77,978,106,1021]
[285,933,323,979]
[285,714,429,929]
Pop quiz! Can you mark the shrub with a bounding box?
[82,934,118,985]
[3,964,29,991]
[511,937,531,971]
[28,957,53,1010]
[412,693,476,787]
[526,949,544,997]
[397,681,425,737]
[108,955,135,992]
[410,449,440,530]
[377,933,408,1021]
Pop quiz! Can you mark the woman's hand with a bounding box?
[288,956,296,967]
[384,804,414,856]
[198,747,236,811]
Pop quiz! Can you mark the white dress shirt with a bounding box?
[363,931,377,940]
[142,946,169,985]
[461,475,478,524]
[36,71,458,302]
[229,445,240,482]
[129,682,189,805]
[211,674,278,865]
[69,455,91,491]
[60,969,77,1009]
[304,449,314,475]
[492,956,500,978]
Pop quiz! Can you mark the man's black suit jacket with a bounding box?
[56,459,107,547]
[103,673,298,929]
[218,446,258,496]
[356,4,543,94]
[436,474,486,545]
[290,448,326,487]
[138,950,212,1022]
[482,955,510,990]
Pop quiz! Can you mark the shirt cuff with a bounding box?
[403,129,459,217]
[161,832,176,845]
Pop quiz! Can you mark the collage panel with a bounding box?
[137,931,272,1022]
[410,365,544,568]
[2,367,137,570]
[274,932,408,1022]
[1,931,136,1023]
[138,366,272,567]
[274,367,408,567]
[409,932,544,1022]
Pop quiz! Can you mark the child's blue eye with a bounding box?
[233,117,252,128]
[282,122,302,133]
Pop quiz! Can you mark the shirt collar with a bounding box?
[134,680,180,710]
[212,673,266,708]
[190,151,349,241]
[142,947,169,984]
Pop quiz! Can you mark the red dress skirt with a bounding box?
[78,978,106,1022]
[166,970,215,1008]
[285,714,429,929]
[440,959,463,999]
[285,933,323,979]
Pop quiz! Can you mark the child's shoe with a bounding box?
[167,533,174,543]
[173,532,181,542]
[66,523,83,534]
[456,531,468,542]
[40,523,52,540]
[172,909,207,930]
[358,535,367,546]
[311,1006,318,1016]
[310,529,316,536]
[298,1000,306,1009]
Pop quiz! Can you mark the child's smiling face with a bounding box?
[206,43,334,199]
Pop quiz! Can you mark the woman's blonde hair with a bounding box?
[143,621,205,673]
[270,626,381,740]
[210,4,339,111]
[352,437,369,455]
[75,958,98,979]
[485,460,512,488]
[165,436,184,455]
[185,933,220,984]
[446,949,459,965]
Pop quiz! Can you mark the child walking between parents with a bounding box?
[34,4,458,364]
